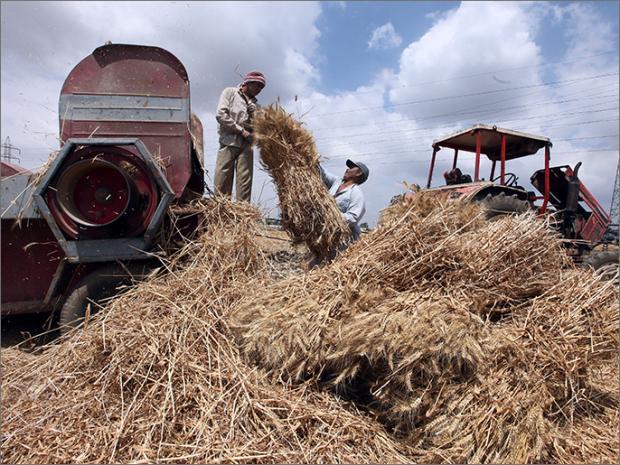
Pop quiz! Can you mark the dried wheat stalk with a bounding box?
[253,105,350,261]
[232,191,619,463]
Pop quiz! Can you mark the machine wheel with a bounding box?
[582,251,619,279]
[58,264,144,335]
[481,193,530,220]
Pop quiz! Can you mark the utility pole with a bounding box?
[1,137,21,164]
[608,155,620,241]
[610,157,619,222]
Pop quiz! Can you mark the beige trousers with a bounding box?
[213,144,254,202]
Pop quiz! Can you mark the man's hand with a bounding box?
[241,129,253,142]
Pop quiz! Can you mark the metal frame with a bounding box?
[426,126,554,215]
[33,138,174,263]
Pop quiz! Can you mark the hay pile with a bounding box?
[232,192,619,463]
[253,105,350,261]
[1,198,413,464]
[2,193,618,463]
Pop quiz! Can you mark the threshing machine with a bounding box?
[1,43,205,333]
[422,124,617,268]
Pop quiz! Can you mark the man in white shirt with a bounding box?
[320,159,369,242]
[214,71,266,202]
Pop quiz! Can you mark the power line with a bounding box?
[309,82,619,134]
[319,118,620,164]
[316,107,620,152]
[316,101,618,149]
[302,71,619,119]
[324,133,620,164]
[322,148,619,168]
[203,78,618,153]
[347,50,619,97]
[203,93,619,154]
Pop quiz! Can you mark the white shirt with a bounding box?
[320,166,366,241]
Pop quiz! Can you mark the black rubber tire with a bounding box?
[481,192,530,220]
[58,264,144,335]
[582,251,619,277]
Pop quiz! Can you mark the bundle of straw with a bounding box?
[1,197,414,464]
[2,189,618,463]
[253,105,350,261]
[232,192,619,463]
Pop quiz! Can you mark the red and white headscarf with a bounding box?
[242,71,266,87]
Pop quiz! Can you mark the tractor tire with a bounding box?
[58,264,145,335]
[481,193,530,220]
[582,251,619,279]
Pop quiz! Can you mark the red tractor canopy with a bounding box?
[426,124,552,213]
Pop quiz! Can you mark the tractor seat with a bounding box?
[444,168,472,185]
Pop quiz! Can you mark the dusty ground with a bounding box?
[255,226,311,278]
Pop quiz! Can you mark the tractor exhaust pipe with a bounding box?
[562,161,582,239]
[566,161,582,214]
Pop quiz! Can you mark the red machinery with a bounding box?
[423,124,615,264]
[1,44,205,332]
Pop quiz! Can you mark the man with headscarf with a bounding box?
[214,71,266,202]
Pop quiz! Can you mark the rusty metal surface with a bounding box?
[1,300,52,315]
[2,44,201,318]
[59,44,194,198]
[1,218,64,312]
[432,124,551,161]
[33,138,174,262]
[1,161,31,178]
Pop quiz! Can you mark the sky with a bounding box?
[1,0,619,226]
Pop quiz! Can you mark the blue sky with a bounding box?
[315,1,619,91]
[1,1,619,226]
[317,1,460,92]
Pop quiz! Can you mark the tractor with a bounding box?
[421,124,617,269]
[1,43,206,336]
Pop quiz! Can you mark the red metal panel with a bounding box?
[576,175,612,224]
[59,44,192,198]
[62,45,188,97]
[581,215,608,243]
[500,134,506,184]
[1,219,64,312]
[427,147,438,188]
[0,161,30,178]
[540,146,550,215]
[474,131,481,181]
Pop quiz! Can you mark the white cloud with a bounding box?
[390,2,543,121]
[1,1,322,161]
[368,22,402,50]
[1,1,617,226]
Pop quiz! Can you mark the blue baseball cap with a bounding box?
[346,159,369,184]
